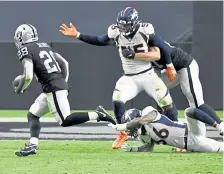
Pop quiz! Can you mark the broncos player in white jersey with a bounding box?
[60,7,178,149]
[13,24,116,157]
[109,106,224,153]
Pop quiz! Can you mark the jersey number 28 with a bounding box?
[39,51,61,73]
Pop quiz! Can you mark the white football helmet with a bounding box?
[14,24,38,49]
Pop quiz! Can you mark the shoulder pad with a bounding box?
[107,24,120,39]
[17,43,34,60]
[139,22,155,35]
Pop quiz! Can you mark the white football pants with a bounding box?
[29,90,70,125]
[112,69,173,108]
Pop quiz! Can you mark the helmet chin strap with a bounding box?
[24,37,39,44]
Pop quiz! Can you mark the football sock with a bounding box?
[61,112,89,127]
[27,112,41,139]
[164,104,178,121]
[88,112,99,120]
[30,137,39,145]
[192,108,217,127]
[113,101,125,124]
[198,104,221,124]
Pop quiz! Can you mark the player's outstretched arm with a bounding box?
[54,52,69,82]
[121,140,155,152]
[14,58,33,94]
[60,23,115,46]
[108,111,157,131]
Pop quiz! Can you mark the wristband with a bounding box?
[76,32,80,39]
[166,63,174,68]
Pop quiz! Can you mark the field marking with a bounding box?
[0,117,187,123]
[0,117,98,122]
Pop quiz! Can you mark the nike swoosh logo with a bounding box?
[97,111,107,117]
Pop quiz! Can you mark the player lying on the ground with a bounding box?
[60,7,179,149]
[151,37,223,138]
[13,24,116,157]
[109,106,224,152]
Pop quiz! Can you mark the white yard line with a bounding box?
[0,117,187,123]
[0,117,100,123]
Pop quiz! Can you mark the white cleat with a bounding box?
[217,122,224,136]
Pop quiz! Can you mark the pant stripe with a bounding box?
[187,67,198,107]
[52,92,64,122]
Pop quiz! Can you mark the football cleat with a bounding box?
[15,143,38,157]
[217,122,224,136]
[112,131,129,149]
[96,105,116,125]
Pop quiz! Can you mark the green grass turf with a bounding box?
[0,110,223,119]
[0,140,222,174]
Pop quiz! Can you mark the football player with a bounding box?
[151,38,223,138]
[109,106,224,153]
[60,7,178,149]
[13,24,116,157]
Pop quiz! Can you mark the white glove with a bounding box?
[121,143,132,152]
[108,123,127,131]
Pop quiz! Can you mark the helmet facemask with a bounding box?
[117,20,139,36]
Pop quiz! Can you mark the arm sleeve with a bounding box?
[54,52,69,82]
[130,139,155,152]
[78,33,116,46]
[126,120,142,130]
[138,140,155,152]
[148,34,172,65]
[15,58,33,93]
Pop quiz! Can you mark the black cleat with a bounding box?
[96,105,116,125]
[15,143,38,157]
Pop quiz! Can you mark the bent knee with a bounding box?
[184,107,194,118]
[112,89,126,103]
[60,119,69,127]
[158,94,173,108]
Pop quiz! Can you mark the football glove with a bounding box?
[60,23,80,38]
[122,47,135,59]
[108,123,127,131]
[166,64,177,81]
[121,144,132,152]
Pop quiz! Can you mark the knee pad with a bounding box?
[112,89,125,103]
[158,94,173,108]
[184,107,195,119]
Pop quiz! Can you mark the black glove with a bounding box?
[122,47,135,59]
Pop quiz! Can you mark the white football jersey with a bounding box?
[108,22,155,74]
[142,106,187,148]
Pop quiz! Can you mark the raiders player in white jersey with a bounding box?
[13,24,116,157]
[60,7,178,149]
[109,106,224,153]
